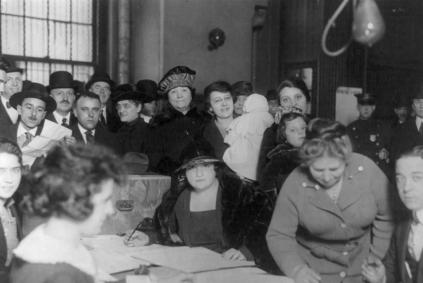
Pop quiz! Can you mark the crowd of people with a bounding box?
[0,55,422,283]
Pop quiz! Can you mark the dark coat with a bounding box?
[383,217,423,283]
[0,202,22,283]
[45,112,78,128]
[71,124,121,155]
[100,100,122,133]
[154,169,279,273]
[390,118,423,163]
[117,118,159,169]
[258,143,299,200]
[257,123,277,178]
[0,101,15,130]
[0,120,45,144]
[202,119,228,160]
[347,118,391,174]
[152,107,205,174]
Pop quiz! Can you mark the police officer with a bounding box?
[347,92,391,175]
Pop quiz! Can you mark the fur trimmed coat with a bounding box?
[154,169,279,273]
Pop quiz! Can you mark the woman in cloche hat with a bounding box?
[154,140,279,273]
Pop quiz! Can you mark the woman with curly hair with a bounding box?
[266,118,394,283]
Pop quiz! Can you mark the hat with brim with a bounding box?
[86,72,115,91]
[10,89,57,113]
[176,155,222,172]
[355,93,376,105]
[113,91,144,104]
[0,56,23,73]
[136,80,159,103]
[6,66,23,74]
[47,71,77,92]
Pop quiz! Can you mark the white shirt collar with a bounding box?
[53,111,71,125]
[416,117,423,130]
[17,122,37,137]
[77,123,95,144]
[140,113,151,123]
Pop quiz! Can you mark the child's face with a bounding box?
[284,117,306,148]
[396,156,423,211]
[0,153,21,201]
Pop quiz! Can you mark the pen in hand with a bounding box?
[126,221,144,242]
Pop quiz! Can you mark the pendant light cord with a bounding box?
[321,0,356,57]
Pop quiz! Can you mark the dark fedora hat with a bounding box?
[136,80,159,103]
[354,92,376,105]
[393,95,410,108]
[47,71,76,91]
[0,56,23,73]
[86,71,115,90]
[412,80,423,100]
[10,82,56,112]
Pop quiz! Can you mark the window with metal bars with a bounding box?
[0,0,96,85]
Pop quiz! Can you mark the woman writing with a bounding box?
[0,138,23,282]
[266,118,394,283]
[155,141,276,272]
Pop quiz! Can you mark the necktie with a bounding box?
[5,101,11,109]
[61,118,68,127]
[85,130,95,144]
[419,122,423,136]
[100,109,106,126]
[22,132,33,147]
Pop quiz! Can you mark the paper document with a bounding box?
[81,234,154,275]
[132,246,255,273]
[21,120,72,166]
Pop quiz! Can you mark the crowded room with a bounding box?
[0,0,422,282]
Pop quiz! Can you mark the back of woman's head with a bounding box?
[299,118,352,166]
[0,137,22,165]
[21,143,125,220]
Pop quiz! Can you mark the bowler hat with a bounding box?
[136,80,159,103]
[158,66,196,95]
[176,139,221,172]
[354,92,376,105]
[123,152,149,175]
[86,71,115,90]
[10,82,57,112]
[393,95,410,108]
[0,56,23,73]
[412,81,423,100]
[47,71,76,91]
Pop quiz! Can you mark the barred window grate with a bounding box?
[0,0,95,85]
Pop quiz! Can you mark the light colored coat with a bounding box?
[267,153,394,283]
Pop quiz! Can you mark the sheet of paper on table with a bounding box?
[126,267,294,283]
[81,234,159,275]
[131,246,255,273]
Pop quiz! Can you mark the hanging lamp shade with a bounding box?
[352,0,385,46]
